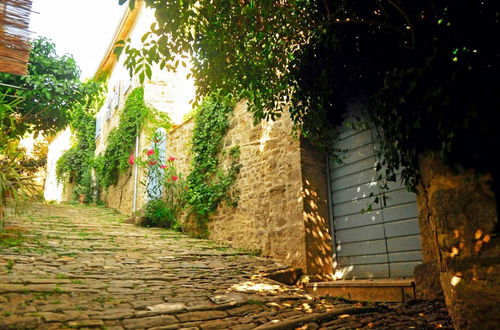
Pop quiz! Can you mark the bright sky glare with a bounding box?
[29,0,126,79]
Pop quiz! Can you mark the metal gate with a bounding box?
[328,124,422,279]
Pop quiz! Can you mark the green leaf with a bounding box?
[113,46,124,57]
[145,65,152,80]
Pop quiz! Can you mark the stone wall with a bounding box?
[165,101,334,273]
[208,102,307,269]
[415,153,499,329]
[300,138,334,275]
[101,168,135,215]
[99,128,150,216]
[99,95,335,274]
[166,119,195,176]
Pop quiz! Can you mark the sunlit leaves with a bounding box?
[0,37,95,136]
[117,0,315,122]
[116,0,500,194]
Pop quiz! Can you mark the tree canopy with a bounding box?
[119,0,500,191]
[0,37,101,137]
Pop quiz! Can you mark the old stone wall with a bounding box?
[102,99,335,273]
[209,102,307,269]
[415,153,499,329]
[166,119,194,176]
[300,138,334,275]
[99,127,150,216]
[165,102,333,271]
[102,168,135,215]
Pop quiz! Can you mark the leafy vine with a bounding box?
[183,93,241,236]
[94,87,171,189]
[56,82,103,202]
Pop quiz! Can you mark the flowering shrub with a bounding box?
[136,130,185,229]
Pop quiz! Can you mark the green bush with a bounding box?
[142,199,179,230]
[0,94,39,228]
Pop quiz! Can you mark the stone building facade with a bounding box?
[93,4,195,216]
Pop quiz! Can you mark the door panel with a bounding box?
[329,121,422,279]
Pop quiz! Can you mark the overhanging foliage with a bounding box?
[118,1,500,195]
[0,37,99,136]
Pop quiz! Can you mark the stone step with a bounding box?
[305,278,416,302]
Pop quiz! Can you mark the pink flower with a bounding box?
[128,154,135,165]
[168,156,176,162]
[149,161,157,165]
[160,164,168,169]
[171,175,178,181]
[146,149,155,156]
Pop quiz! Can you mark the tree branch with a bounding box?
[384,0,415,47]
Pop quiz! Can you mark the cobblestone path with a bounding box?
[0,203,453,329]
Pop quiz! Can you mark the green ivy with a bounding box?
[56,82,103,202]
[94,87,148,188]
[183,93,241,237]
[94,87,172,189]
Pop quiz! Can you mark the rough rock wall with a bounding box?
[102,168,135,215]
[166,119,194,176]
[100,129,149,216]
[208,102,307,268]
[300,138,334,275]
[415,154,499,329]
[166,102,317,269]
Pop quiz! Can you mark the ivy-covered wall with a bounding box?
[95,86,172,215]
[166,101,333,272]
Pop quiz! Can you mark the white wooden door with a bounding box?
[329,124,422,279]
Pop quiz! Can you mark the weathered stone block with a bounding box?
[417,153,500,329]
[122,315,177,329]
[226,303,262,316]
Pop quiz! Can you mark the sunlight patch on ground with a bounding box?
[232,281,283,293]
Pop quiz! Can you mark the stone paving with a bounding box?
[0,203,453,329]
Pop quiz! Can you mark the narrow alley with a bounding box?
[0,203,452,329]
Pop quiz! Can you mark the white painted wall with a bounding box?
[44,128,72,202]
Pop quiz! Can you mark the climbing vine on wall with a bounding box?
[56,81,103,202]
[94,87,147,188]
[94,87,172,189]
[183,93,241,236]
